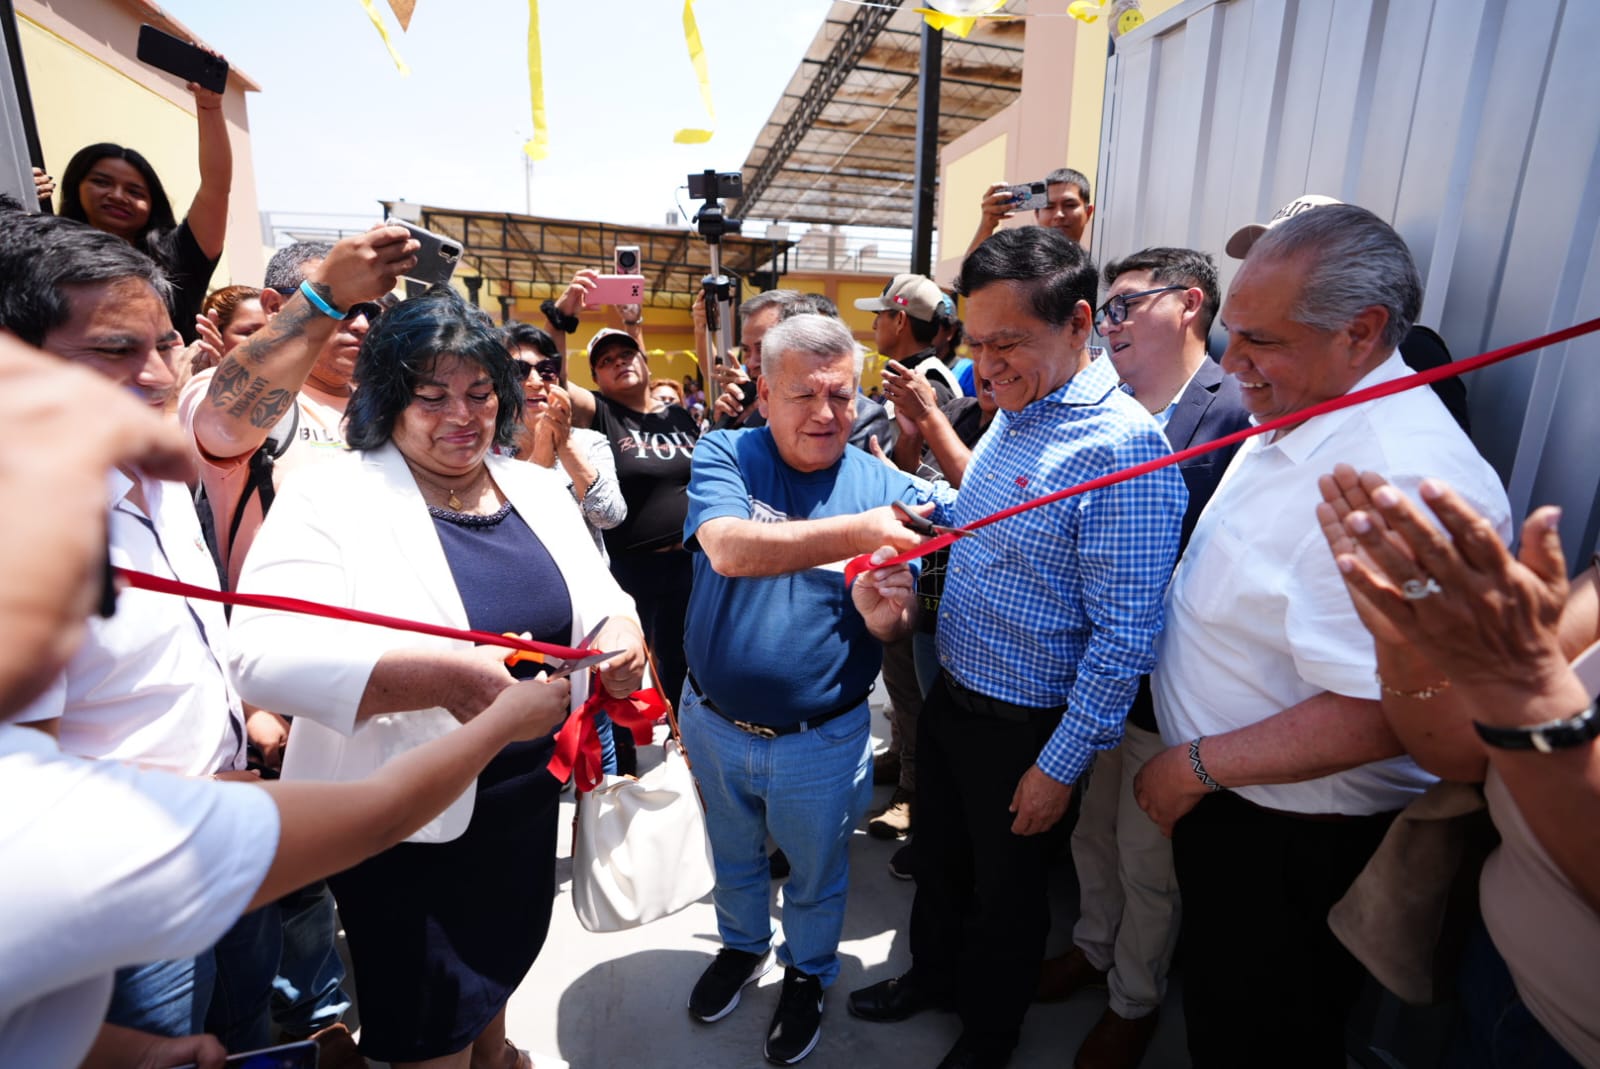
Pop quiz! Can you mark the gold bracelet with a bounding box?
[1375,672,1451,700]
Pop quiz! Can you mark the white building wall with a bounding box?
[1093,0,1600,561]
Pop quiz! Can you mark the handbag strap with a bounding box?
[635,635,700,774]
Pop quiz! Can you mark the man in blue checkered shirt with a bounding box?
[849,228,1187,1069]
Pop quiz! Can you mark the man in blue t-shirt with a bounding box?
[679,313,953,1066]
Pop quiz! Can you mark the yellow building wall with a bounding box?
[17,3,264,290]
[934,0,1188,284]
[940,132,1012,264]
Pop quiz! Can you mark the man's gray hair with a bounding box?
[264,241,334,291]
[760,313,864,385]
[1246,203,1420,351]
[739,289,810,326]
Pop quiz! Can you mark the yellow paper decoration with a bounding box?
[357,0,410,74]
[914,1,1008,37]
[523,0,550,160]
[673,0,716,144]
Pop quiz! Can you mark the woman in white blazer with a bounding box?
[230,288,645,1069]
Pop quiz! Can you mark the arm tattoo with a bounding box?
[250,389,296,429]
[205,296,324,418]
[209,359,251,409]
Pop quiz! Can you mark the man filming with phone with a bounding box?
[966,167,1095,256]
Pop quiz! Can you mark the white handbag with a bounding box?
[572,733,716,932]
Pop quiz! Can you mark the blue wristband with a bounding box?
[298,279,346,320]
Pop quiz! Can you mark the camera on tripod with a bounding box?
[688,170,745,366]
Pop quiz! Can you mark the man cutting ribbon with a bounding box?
[849,227,1187,1069]
[677,313,946,1066]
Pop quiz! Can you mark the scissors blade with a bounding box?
[544,650,623,681]
[891,500,971,540]
[575,615,609,652]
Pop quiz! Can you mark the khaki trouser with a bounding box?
[1069,723,1181,1019]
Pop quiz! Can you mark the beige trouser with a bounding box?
[1069,723,1182,1019]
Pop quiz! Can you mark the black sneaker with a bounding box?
[764,967,824,1065]
[888,841,914,881]
[688,947,773,1023]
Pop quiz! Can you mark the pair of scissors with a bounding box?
[892,500,972,540]
[502,616,623,680]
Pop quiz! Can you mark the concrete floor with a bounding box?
[478,685,1196,1069]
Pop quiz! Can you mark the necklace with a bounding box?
[408,463,491,512]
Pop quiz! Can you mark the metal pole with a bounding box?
[910,22,942,276]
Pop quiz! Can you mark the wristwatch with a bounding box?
[1474,699,1600,753]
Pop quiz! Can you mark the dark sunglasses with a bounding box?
[513,356,563,383]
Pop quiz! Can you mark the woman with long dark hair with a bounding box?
[58,58,232,344]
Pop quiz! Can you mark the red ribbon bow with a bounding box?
[547,682,671,792]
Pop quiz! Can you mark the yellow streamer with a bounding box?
[523,0,550,160]
[356,0,410,75]
[672,0,716,144]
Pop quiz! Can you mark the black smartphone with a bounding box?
[173,1039,318,1069]
[136,25,228,94]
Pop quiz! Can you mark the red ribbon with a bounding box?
[114,568,595,661]
[547,684,672,792]
[844,316,1600,585]
[114,569,672,787]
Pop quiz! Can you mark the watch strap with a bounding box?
[1474,701,1600,753]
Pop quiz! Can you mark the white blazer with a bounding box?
[229,440,638,843]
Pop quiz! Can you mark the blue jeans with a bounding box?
[271,882,352,1037]
[678,681,873,986]
[106,953,216,1037]
[206,906,280,1052]
[1445,919,1582,1068]
[595,710,619,776]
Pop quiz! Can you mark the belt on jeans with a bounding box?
[940,668,1066,724]
[686,669,869,739]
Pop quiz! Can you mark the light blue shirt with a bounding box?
[934,353,1186,785]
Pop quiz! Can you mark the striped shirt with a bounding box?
[934,353,1186,784]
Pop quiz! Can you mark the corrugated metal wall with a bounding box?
[1092,0,1600,562]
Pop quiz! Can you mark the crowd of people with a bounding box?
[2,73,1597,1069]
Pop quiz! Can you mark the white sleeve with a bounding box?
[0,745,280,1016]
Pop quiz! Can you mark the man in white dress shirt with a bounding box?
[0,214,272,1049]
[1131,205,1511,1068]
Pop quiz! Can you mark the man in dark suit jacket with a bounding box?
[1036,247,1251,1069]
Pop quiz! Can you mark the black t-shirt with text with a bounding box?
[590,395,701,553]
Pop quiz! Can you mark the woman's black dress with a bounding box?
[327,503,571,1062]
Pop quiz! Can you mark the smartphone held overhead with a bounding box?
[384,217,462,286]
[136,25,228,94]
[586,274,646,306]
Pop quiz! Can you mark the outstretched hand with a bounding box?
[1321,470,1569,698]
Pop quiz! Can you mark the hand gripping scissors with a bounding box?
[501,616,622,680]
[892,500,972,540]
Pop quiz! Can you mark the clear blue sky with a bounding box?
[160,0,834,227]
